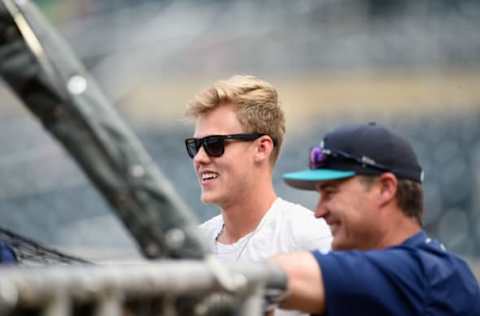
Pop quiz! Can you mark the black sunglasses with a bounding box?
[185,133,266,158]
[309,145,390,172]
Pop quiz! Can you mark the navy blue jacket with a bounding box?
[312,231,480,316]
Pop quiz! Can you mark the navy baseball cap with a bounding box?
[283,123,424,190]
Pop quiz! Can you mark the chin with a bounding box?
[201,192,220,205]
[201,195,214,205]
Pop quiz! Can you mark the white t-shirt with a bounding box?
[199,197,332,316]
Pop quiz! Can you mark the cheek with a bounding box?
[228,155,253,175]
[218,161,246,185]
[334,195,363,223]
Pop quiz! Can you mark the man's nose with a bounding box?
[193,145,210,165]
[314,197,328,219]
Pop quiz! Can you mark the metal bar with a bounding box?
[238,282,265,316]
[42,293,71,316]
[1,0,65,99]
[0,261,285,311]
[94,291,123,316]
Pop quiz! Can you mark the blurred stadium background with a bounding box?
[0,0,479,277]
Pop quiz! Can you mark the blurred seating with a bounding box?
[0,111,479,259]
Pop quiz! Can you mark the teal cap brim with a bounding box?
[282,169,356,191]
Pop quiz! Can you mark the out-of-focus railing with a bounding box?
[0,259,286,316]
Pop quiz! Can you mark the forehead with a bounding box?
[193,105,245,137]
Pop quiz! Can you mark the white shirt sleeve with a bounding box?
[285,202,332,253]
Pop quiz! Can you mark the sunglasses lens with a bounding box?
[185,139,199,158]
[203,137,225,157]
[309,146,327,169]
[186,133,260,159]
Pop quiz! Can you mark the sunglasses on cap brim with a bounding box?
[185,133,266,158]
[309,145,390,171]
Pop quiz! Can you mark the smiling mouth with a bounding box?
[200,172,219,182]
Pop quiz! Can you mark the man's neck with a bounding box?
[218,188,277,244]
[376,212,422,249]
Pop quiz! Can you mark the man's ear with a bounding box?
[254,135,274,163]
[377,173,398,207]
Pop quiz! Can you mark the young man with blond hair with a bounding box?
[184,75,331,316]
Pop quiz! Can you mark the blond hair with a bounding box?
[186,75,286,164]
